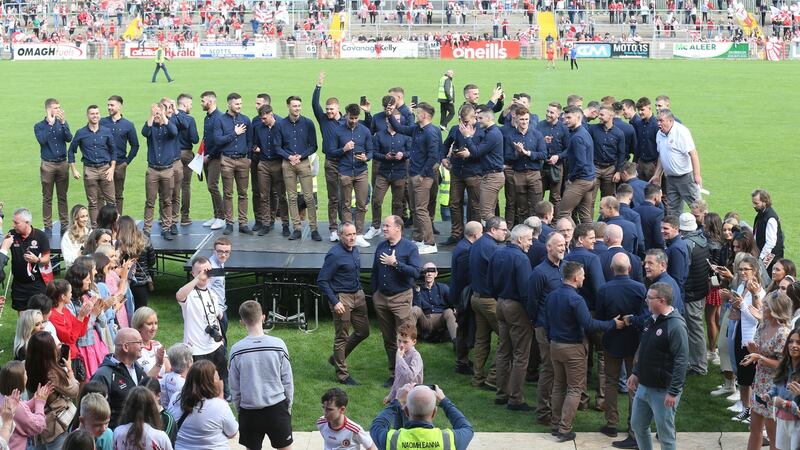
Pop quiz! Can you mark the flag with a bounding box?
[122,15,143,41]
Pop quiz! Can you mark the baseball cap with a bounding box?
[679,212,697,232]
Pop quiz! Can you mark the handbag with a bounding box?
[54,400,77,429]
[546,163,562,184]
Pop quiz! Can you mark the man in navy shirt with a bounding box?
[317,222,368,385]
[619,162,649,208]
[441,104,483,246]
[589,107,626,201]
[100,95,139,216]
[662,215,689,301]
[595,253,647,442]
[200,91,225,230]
[252,104,289,237]
[506,107,548,224]
[172,94,199,230]
[68,104,117,227]
[643,249,684,314]
[536,102,570,213]
[600,224,644,283]
[599,196,643,256]
[635,183,666,251]
[34,98,72,233]
[451,221,483,374]
[368,110,411,242]
[214,93,253,236]
[141,102,178,240]
[631,97,660,181]
[616,184,645,246]
[412,262,457,344]
[489,225,534,411]
[371,215,422,386]
[545,261,624,442]
[534,200,557,243]
[330,104,373,248]
[461,105,504,222]
[528,232,566,425]
[275,95,321,241]
[556,105,595,224]
[468,216,508,389]
[613,102,637,162]
[249,93,272,233]
[387,103,441,254]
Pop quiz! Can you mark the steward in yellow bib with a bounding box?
[370,384,473,450]
[437,70,455,130]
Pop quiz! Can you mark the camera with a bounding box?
[205,324,224,342]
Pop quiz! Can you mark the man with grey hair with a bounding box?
[524,216,547,268]
[6,208,51,312]
[489,224,534,411]
[412,262,457,345]
[650,109,702,215]
[601,223,643,283]
[161,343,193,407]
[90,327,147,428]
[370,384,473,450]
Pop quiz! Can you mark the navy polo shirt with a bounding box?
[275,115,318,160]
[631,114,659,162]
[413,282,451,314]
[99,116,139,163]
[373,130,411,181]
[469,234,502,297]
[588,123,626,170]
[214,112,253,157]
[464,124,503,174]
[142,120,179,167]
[635,201,665,251]
[595,275,647,358]
[251,114,283,161]
[330,122,374,176]
[488,243,531,302]
[545,283,615,343]
[370,238,421,295]
[34,118,73,162]
[68,125,117,165]
[613,117,637,160]
[174,111,199,152]
[527,240,547,268]
[203,109,223,159]
[504,127,548,171]
[527,258,562,327]
[441,124,483,178]
[665,236,689,296]
[565,125,595,182]
[539,223,556,243]
[312,85,348,157]
[536,119,570,158]
[388,116,440,178]
[564,247,604,310]
[316,243,361,306]
[450,238,473,306]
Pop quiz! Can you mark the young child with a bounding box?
[317,388,376,450]
[229,300,294,450]
[384,323,424,404]
[77,392,112,450]
[144,377,176,445]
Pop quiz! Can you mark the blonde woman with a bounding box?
[61,205,90,268]
[12,310,44,361]
[132,307,171,378]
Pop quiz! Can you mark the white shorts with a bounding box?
[775,417,800,450]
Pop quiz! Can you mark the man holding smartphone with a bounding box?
[34,98,72,234]
[5,208,50,312]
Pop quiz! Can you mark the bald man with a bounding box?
[595,253,647,441]
[600,224,643,283]
[370,384,474,450]
[90,327,148,427]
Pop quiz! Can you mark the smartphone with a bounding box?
[513,93,520,100]
[496,82,502,88]
[60,343,70,361]
[360,96,367,105]
[411,95,419,106]
[207,268,226,277]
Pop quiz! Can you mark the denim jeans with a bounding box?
[630,384,680,450]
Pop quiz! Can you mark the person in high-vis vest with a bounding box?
[151,42,173,83]
[438,164,451,221]
[370,384,473,450]
[437,69,455,131]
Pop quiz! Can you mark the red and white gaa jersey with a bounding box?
[316,416,375,450]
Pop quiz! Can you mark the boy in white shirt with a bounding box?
[317,388,376,450]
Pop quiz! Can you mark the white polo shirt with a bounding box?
[656,121,696,177]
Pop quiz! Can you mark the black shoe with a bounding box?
[484,379,497,389]
[600,425,619,437]
[507,402,532,412]
[253,222,263,232]
[239,225,253,235]
[383,377,395,388]
[340,376,358,386]
[454,364,474,375]
[556,431,576,443]
[169,224,179,235]
[328,355,335,367]
[550,428,559,436]
[612,435,638,449]
[444,236,461,245]
[223,224,234,235]
[258,226,271,236]
[494,398,508,405]
[289,229,302,240]
[282,224,291,237]
[44,226,53,234]
[403,216,413,228]
[161,231,174,241]
[432,226,440,235]
[143,231,151,238]
[311,230,322,241]
[526,374,539,383]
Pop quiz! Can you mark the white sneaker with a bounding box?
[364,226,381,240]
[413,241,425,248]
[330,230,339,242]
[726,390,741,402]
[711,382,736,397]
[710,350,721,366]
[210,218,225,230]
[355,235,371,248]
[203,218,216,227]
[727,400,743,412]
[418,244,438,254]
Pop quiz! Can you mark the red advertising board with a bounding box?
[440,40,521,59]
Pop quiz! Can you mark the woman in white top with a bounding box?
[60,205,90,269]
[173,360,237,450]
[132,307,171,378]
[113,386,173,450]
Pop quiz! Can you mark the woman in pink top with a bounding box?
[0,361,53,450]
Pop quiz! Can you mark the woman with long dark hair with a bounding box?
[704,212,724,366]
[112,386,172,450]
[25,332,79,450]
[64,257,111,379]
[116,216,156,309]
[95,205,119,244]
[171,360,237,450]
[767,259,796,294]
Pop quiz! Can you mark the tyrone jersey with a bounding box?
[316,416,374,450]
